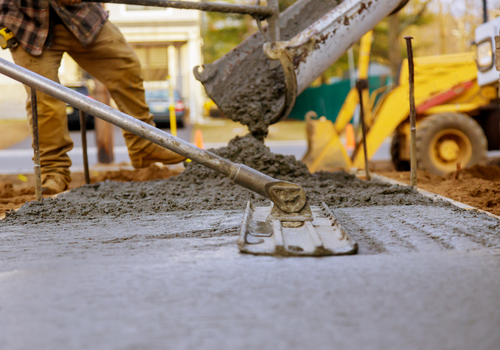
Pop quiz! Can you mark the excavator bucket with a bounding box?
[302,112,352,173]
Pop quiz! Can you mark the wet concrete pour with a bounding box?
[1,136,500,349]
[1,206,500,349]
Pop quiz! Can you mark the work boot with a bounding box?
[130,143,187,169]
[41,176,68,195]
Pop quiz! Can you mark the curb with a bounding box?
[371,173,500,221]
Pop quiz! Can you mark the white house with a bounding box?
[0,49,27,120]
[105,3,204,124]
[0,3,204,123]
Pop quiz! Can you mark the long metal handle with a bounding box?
[0,58,286,204]
[83,0,276,17]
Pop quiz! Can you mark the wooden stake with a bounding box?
[93,80,114,164]
[454,162,461,180]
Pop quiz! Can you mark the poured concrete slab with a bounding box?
[1,206,499,349]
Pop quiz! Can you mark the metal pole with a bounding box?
[79,110,90,185]
[267,0,280,41]
[483,0,488,23]
[355,79,370,181]
[404,36,417,188]
[168,76,177,137]
[93,80,114,164]
[30,88,42,201]
[83,0,276,18]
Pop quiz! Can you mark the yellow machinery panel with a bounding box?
[353,53,479,168]
[302,114,352,172]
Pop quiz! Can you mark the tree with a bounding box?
[202,9,256,64]
[202,0,298,64]
[388,0,432,77]
[201,0,434,80]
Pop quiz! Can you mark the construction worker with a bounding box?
[0,0,186,194]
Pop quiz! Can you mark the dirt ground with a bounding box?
[0,163,182,217]
[379,163,500,216]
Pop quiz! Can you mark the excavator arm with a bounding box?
[302,31,373,172]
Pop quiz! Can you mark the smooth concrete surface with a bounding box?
[1,208,499,350]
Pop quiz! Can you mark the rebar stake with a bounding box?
[404,36,417,188]
[79,109,90,185]
[356,79,370,181]
[30,88,42,201]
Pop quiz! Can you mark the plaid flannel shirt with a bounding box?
[0,0,108,56]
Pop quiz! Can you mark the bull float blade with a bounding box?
[238,202,357,257]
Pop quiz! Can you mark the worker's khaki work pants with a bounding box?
[10,21,154,184]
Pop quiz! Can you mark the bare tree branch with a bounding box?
[398,0,432,34]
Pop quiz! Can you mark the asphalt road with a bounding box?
[0,124,393,174]
[0,125,192,174]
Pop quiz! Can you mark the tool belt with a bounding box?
[0,27,19,50]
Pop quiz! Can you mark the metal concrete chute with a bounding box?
[195,0,410,125]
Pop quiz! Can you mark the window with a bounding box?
[133,46,169,81]
[476,38,494,72]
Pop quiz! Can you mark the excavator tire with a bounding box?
[416,113,487,175]
[390,132,410,171]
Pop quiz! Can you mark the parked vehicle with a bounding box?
[145,88,185,128]
[66,85,94,130]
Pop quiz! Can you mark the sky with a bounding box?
[428,0,499,18]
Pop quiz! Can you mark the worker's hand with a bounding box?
[58,0,82,5]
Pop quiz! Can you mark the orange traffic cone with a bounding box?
[345,123,355,151]
[194,129,205,150]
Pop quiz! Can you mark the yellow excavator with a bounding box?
[303,19,500,175]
